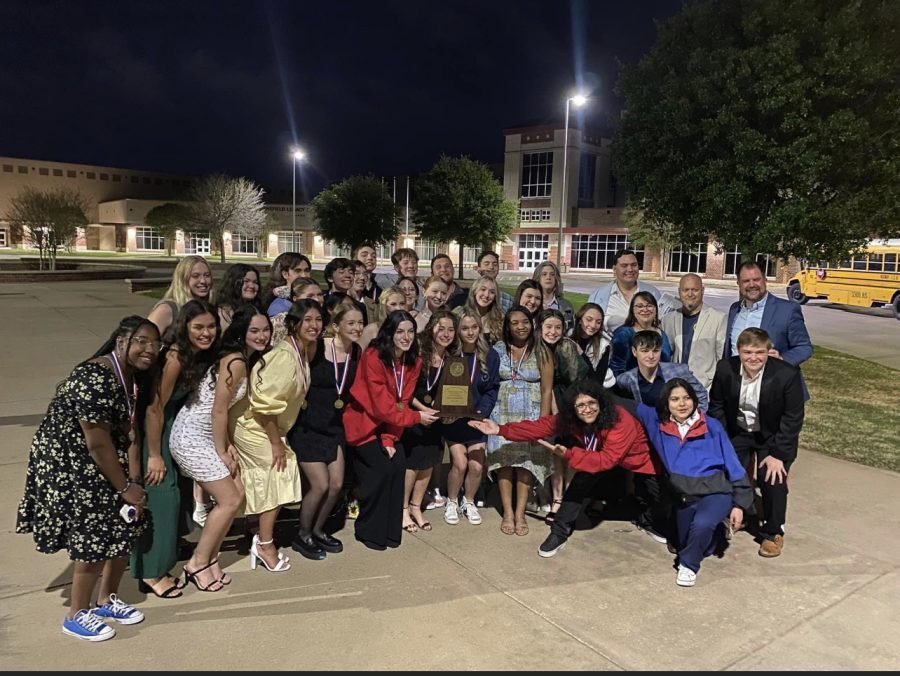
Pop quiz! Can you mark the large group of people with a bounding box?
[16,246,812,642]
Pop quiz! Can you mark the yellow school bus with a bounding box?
[787,242,900,320]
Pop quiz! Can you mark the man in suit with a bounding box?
[725,261,813,368]
[662,273,727,391]
[588,249,661,340]
[709,327,805,558]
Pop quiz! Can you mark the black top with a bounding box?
[290,339,360,442]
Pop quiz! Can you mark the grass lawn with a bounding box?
[801,346,900,472]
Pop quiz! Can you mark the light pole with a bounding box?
[557,94,588,269]
[291,148,305,252]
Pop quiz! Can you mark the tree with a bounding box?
[311,175,399,252]
[145,202,191,257]
[614,0,900,265]
[189,174,267,263]
[623,202,680,282]
[412,156,518,278]
[6,187,88,270]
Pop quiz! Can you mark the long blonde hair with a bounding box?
[453,306,490,375]
[163,255,213,307]
[462,276,504,339]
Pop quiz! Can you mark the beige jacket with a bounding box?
[662,304,727,391]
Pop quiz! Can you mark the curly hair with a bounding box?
[418,308,459,368]
[212,305,270,391]
[556,380,620,442]
[216,263,262,314]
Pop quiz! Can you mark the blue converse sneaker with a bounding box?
[62,609,116,642]
[93,594,145,625]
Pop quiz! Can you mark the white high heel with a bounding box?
[249,534,291,572]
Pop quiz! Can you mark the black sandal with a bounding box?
[545,498,563,524]
[183,561,224,592]
[407,503,432,531]
[139,577,184,599]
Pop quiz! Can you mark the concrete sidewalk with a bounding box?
[1,280,898,670]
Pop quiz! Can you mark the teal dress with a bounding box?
[130,383,189,580]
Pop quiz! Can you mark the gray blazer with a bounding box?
[661,304,727,391]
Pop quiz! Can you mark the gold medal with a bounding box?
[396,402,405,411]
[423,394,432,404]
[334,399,344,410]
[127,428,136,444]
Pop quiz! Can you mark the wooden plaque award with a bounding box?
[434,355,483,420]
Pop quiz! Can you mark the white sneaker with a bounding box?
[460,498,482,525]
[676,565,697,587]
[425,490,446,510]
[443,501,460,525]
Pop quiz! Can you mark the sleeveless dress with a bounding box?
[170,366,247,482]
[287,339,359,464]
[402,364,444,471]
[486,342,553,485]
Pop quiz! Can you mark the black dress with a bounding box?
[17,361,145,563]
[288,340,359,464]
[402,364,444,471]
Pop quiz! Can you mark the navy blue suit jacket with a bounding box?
[724,293,813,367]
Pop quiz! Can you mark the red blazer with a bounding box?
[344,347,422,448]
[498,405,657,475]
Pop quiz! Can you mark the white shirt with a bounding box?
[737,364,765,432]
[604,284,633,340]
[674,410,701,440]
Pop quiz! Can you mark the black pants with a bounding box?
[732,430,791,538]
[350,439,407,550]
[551,469,668,539]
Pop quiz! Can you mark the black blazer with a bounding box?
[708,356,805,464]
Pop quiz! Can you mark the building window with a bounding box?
[517,234,550,270]
[277,231,304,253]
[112,174,121,182]
[519,208,552,222]
[414,238,437,261]
[142,177,151,184]
[86,172,95,179]
[669,242,708,274]
[2,165,12,172]
[135,227,165,251]
[521,151,553,198]
[722,248,776,278]
[67,170,76,178]
[39,167,49,176]
[53,168,63,177]
[571,234,645,270]
[375,243,392,261]
[323,240,351,258]
[185,232,211,255]
[131,176,139,184]
[231,233,257,254]
[578,153,596,205]
[0,229,7,247]
[100,173,109,181]
[462,246,481,266]
[18,166,28,174]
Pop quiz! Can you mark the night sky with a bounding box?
[0,0,681,195]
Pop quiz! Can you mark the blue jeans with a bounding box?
[675,493,732,573]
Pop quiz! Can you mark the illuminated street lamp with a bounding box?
[291,148,306,251]
[557,94,589,268]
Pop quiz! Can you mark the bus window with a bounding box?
[885,254,897,273]
[852,257,867,271]
[839,259,851,269]
[868,254,883,272]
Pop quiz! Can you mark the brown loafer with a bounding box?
[758,534,784,558]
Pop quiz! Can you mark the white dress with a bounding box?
[170,367,247,482]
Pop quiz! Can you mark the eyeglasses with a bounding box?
[633,304,655,311]
[132,336,163,352]
[574,400,599,412]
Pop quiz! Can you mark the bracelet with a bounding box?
[130,476,145,487]
[115,479,132,495]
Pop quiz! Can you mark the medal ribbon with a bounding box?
[393,360,405,401]
[290,337,311,391]
[425,355,445,394]
[331,340,351,398]
[582,432,598,452]
[468,353,479,384]
[509,346,530,381]
[109,351,137,428]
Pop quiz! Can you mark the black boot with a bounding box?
[291,532,326,560]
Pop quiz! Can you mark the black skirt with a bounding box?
[442,417,486,447]
[402,423,443,471]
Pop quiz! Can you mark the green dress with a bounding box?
[129,383,189,580]
[552,338,590,408]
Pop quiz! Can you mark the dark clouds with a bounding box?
[0,0,681,194]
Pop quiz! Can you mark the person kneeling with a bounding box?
[470,380,658,558]
[635,378,750,587]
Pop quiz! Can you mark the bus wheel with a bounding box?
[787,283,809,305]
[892,295,900,321]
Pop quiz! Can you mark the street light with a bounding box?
[291,148,306,252]
[557,93,589,269]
